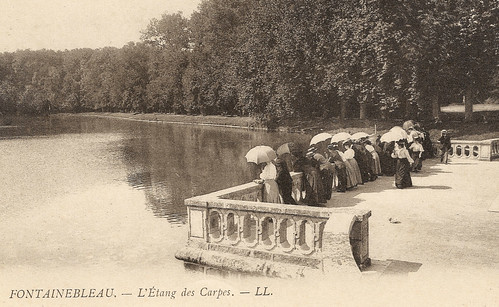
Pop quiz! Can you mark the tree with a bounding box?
[185,0,250,115]
[451,0,498,122]
[60,49,93,112]
[81,47,121,111]
[117,42,151,113]
[0,52,17,114]
[141,13,190,113]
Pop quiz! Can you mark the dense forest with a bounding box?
[0,0,497,126]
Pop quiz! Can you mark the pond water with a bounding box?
[0,114,309,272]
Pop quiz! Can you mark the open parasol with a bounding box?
[309,133,333,146]
[245,145,277,164]
[389,126,408,140]
[331,132,352,144]
[351,132,370,141]
[380,131,401,143]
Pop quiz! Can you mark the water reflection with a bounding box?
[116,121,309,224]
[2,115,310,225]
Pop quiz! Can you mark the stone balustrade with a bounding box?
[449,138,499,161]
[175,173,371,278]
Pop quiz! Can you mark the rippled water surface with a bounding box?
[0,114,308,270]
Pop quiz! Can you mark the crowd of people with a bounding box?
[250,122,450,206]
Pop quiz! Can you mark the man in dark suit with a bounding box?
[439,130,451,164]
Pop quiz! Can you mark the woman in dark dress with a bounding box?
[381,141,396,176]
[327,143,347,192]
[293,147,325,206]
[391,140,414,189]
[275,156,297,205]
[353,140,373,182]
[311,148,334,201]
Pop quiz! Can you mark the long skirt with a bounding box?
[320,168,334,201]
[343,159,358,188]
[263,179,282,203]
[395,158,412,189]
[380,152,396,176]
[335,167,347,192]
[371,152,382,175]
[348,158,363,185]
[277,180,297,205]
[356,153,371,183]
[303,169,325,205]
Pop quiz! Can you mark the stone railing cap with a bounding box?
[451,138,499,144]
[186,196,370,220]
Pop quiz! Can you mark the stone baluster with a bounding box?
[492,140,499,158]
[208,209,224,243]
[259,216,277,250]
[297,219,316,255]
[473,145,479,158]
[224,211,241,244]
[241,213,259,248]
[277,217,296,253]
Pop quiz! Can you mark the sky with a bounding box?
[0,0,201,52]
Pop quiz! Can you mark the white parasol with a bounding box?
[389,126,408,140]
[245,146,277,164]
[330,132,352,144]
[380,131,401,143]
[351,132,370,141]
[309,133,333,145]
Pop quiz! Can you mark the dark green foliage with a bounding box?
[0,0,496,126]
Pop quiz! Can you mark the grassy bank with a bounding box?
[80,112,258,129]
[79,112,498,142]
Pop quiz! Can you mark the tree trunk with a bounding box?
[359,102,366,120]
[464,91,473,122]
[432,93,440,120]
[340,100,347,120]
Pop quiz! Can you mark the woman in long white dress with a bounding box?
[259,161,282,203]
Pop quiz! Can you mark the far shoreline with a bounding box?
[76,112,267,131]
[72,112,498,142]
[1,112,497,141]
